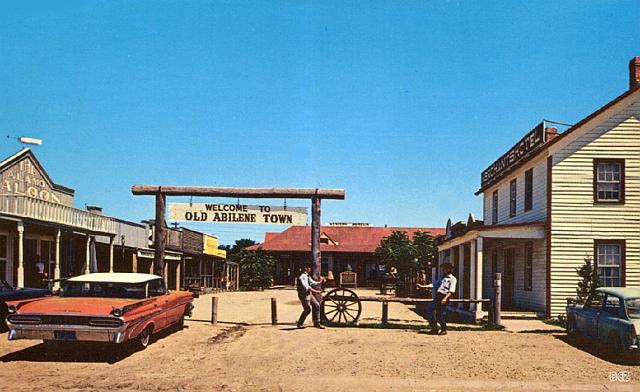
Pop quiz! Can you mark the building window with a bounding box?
[595,240,625,287]
[524,242,533,291]
[492,190,498,224]
[524,168,533,211]
[321,257,329,276]
[491,249,498,275]
[594,159,625,203]
[509,179,517,217]
[0,235,6,281]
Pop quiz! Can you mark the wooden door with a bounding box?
[24,239,39,288]
[0,235,7,282]
[503,248,515,310]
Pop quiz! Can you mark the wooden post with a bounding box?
[211,296,218,325]
[109,235,114,273]
[53,229,61,290]
[153,192,166,277]
[311,195,321,280]
[271,298,277,325]
[493,273,501,326]
[382,300,389,324]
[17,222,24,287]
[85,235,91,274]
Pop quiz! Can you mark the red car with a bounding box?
[5,273,194,348]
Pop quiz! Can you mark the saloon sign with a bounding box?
[0,157,62,204]
[169,203,308,225]
[480,122,546,188]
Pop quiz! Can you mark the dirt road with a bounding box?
[0,289,638,391]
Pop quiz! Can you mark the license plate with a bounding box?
[54,330,76,341]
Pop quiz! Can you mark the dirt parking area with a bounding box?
[1,288,638,391]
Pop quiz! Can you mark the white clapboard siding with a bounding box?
[483,154,548,226]
[481,238,546,314]
[549,98,640,316]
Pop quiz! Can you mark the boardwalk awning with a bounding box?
[437,222,546,250]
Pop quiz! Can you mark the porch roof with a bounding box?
[437,221,546,250]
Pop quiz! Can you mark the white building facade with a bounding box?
[437,57,640,318]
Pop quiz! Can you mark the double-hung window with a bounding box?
[509,179,517,217]
[492,190,498,224]
[524,242,533,291]
[524,169,533,211]
[594,159,625,203]
[595,240,625,287]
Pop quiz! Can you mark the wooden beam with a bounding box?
[357,296,492,303]
[131,186,345,200]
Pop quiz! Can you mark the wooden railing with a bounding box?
[0,195,118,234]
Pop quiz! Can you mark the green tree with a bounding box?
[232,247,275,291]
[576,256,599,301]
[375,231,420,296]
[219,238,257,258]
[375,230,437,296]
[412,230,436,272]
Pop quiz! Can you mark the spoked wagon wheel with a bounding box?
[322,288,362,325]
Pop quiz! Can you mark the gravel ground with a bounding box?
[0,288,638,391]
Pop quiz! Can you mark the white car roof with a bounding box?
[67,273,162,284]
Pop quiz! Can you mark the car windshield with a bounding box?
[625,298,640,319]
[0,280,12,291]
[60,281,146,299]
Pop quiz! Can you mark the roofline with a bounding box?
[475,86,640,195]
[436,221,546,247]
[0,148,75,196]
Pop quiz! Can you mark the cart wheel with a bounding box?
[321,288,362,325]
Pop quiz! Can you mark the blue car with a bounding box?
[566,287,640,363]
[0,279,51,331]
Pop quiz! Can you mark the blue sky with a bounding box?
[1,1,639,245]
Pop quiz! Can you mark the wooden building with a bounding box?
[250,224,444,287]
[0,149,119,288]
[436,56,640,318]
[0,148,228,292]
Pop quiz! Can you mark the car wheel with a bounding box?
[566,317,577,337]
[138,325,152,349]
[176,314,185,330]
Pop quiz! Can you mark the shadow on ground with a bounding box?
[1,325,188,364]
[553,334,640,366]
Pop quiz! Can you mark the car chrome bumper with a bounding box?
[6,322,128,343]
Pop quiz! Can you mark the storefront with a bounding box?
[437,57,640,318]
[251,224,444,287]
[0,149,118,288]
[203,233,227,290]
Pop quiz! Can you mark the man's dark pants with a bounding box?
[426,293,449,332]
[297,294,321,326]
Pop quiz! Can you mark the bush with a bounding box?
[232,248,275,291]
[576,256,599,302]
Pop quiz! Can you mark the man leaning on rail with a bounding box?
[426,262,457,335]
[296,262,325,329]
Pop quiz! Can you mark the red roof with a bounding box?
[247,226,445,253]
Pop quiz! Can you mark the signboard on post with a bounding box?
[169,203,308,225]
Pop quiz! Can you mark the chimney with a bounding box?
[629,56,640,90]
[86,205,103,215]
[545,127,558,141]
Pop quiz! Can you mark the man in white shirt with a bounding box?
[296,263,325,329]
[426,262,457,335]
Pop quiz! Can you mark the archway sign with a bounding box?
[130,186,346,280]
